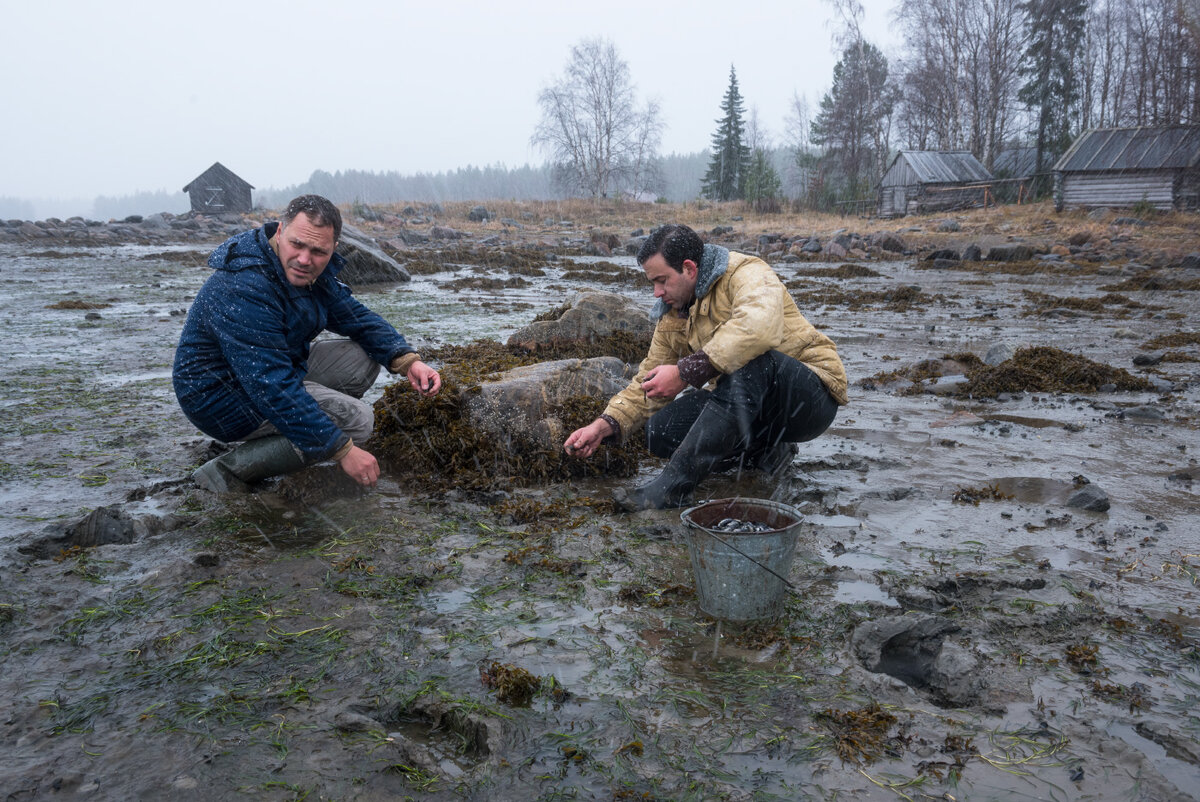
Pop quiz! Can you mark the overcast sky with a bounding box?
[2,0,899,206]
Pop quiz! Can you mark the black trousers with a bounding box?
[644,350,838,459]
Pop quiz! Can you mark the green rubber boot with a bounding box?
[192,435,307,493]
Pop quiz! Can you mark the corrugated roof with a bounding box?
[1053,126,1200,172]
[891,151,993,184]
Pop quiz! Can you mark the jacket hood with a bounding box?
[208,221,346,278]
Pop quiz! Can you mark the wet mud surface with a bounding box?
[2,214,1199,801]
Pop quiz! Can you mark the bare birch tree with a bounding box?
[531,38,662,198]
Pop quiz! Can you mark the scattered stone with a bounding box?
[936,219,960,232]
[1067,484,1110,512]
[984,343,1017,366]
[468,205,491,222]
[963,243,983,261]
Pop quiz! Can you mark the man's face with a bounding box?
[277,212,336,287]
[642,253,698,311]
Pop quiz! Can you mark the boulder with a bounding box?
[507,291,652,354]
[936,218,960,232]
[464,357,633,447]
[963,243,983,261]
[872,231,907,253]
[468,205,491,222]
[336,225,411,283]
[986,244,1034,262]
[925,248,961,261]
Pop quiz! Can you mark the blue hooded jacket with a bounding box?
[172,221,414,461]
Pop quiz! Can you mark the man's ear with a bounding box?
[682,259,699,278]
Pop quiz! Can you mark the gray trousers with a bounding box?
[248,339,381,444]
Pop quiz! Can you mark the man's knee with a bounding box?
[307,340,380,398]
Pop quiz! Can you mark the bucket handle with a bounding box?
[687,525,799,591]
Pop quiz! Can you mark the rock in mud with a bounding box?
[465,357,632,446]
[1067,483,1111,512]
[506,291,652,354]
[851,613,987,706]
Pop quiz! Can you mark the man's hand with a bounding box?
[407,361,441,397]
[564,417,614,459]
[642,364,685,400]
[339,444,380,488]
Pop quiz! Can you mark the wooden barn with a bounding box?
[1053,126,1200,211]
[182,162,254,214]
[878,150,993,218]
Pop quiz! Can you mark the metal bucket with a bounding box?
[680,498,804,622]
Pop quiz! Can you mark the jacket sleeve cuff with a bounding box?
[388,352,420,375]
[599,414,622,444]
[677,350,719,388]
[330,438,354,462]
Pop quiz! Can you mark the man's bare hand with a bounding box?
[564,417,614,459]
[642,364,685,400]
[338,445,380,488]
[407,360,441,397]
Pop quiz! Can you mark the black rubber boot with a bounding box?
[613,405,744,511]
[192,435,307,493]
[748,441,797,476]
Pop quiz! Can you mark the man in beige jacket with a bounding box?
[564,223,847,510]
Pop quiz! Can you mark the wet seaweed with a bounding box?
[1100,271,1200,292]
[1142,331,1200,350]
[956,346,1153,398]
[792,263,882,279]
[479,661,541,707]
[815,702,903,765]
[45,299,111,310]
[371,341,643,491]
[953,484,1014,505]
[788,284,942,312]
[1020,290,1158,317]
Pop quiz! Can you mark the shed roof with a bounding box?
[1053,126,1200,172]
[183,162,254,193]
[889,151,992,184]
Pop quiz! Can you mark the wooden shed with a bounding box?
[182,162,254,214]
[878,151,993,218]
[1053,126,1200,212]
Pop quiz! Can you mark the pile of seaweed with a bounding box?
[957,346,1153,397]
[369,340,644,492]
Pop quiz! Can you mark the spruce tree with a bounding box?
[701,66,750,201]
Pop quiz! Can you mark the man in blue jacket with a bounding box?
[173,194,440,492]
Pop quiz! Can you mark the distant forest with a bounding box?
[7,0,1193,221]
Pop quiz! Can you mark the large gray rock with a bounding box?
[464,357,634,446]
[507,291,652,354]
[336,225,411,284]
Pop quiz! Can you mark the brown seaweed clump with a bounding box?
[956,346,1153,398]
[369,340,644,491]
[792,264,882,279]
[479,661,541,707]
[815,702,903,765]
[46,299,111,310]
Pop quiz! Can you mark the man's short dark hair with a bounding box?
[637,224,704,271]
[282,195,342,243]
